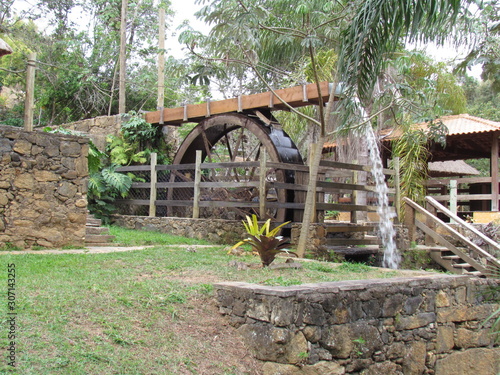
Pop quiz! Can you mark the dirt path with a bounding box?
[0,244,215,255]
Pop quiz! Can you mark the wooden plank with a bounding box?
[149,152,157,217]
[193,150,202,218]
[404,197,500,269]
[415,219,486,273]
[426,177,492,186]
[116,165,152,172]
[426,196,500,254]
[430,194,492,201]
[145,81,334,125]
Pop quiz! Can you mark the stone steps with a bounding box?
[85,215,115,246]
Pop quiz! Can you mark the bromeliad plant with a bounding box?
[231,214,296,267]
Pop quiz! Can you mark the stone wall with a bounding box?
[56,115,121,151]
[112,214,247,245]
[0,126,88,248]
[215,275,500,375]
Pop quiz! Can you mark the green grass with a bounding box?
[0,226,432,374]
[107,226,213,246]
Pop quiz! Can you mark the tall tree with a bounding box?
[189,0,472,257]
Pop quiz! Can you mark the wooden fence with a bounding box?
[115,152,400,223]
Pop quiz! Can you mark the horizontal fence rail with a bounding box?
[426,176,499,215]
[115,152,399,222]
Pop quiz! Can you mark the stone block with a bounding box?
[395,312,435,330]
[303,326,322,343]
[382,293,404,317]
[364,361,402,375]
[320,325,353,359]
[60,141,82,156]
[455,327,492,349]
[12,139,32,155]
[404,296,424,315]
[434,347,500,375]
[435,290,451,308]
[437,305,495,323]
[402,341,427,375]
[13,173,35,190]
[34,170,59,182]
[238,324,307,364]
[436,325,454,353]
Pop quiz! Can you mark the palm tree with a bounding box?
[295,0,470,256]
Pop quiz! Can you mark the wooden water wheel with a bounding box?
[168,111,304,221]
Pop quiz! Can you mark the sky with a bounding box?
[11,0,483,78]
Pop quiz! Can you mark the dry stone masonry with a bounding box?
[112,214,246,245]
[0,126,89,248]
[215,275,500,375]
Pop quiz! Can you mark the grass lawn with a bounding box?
[0,226,434,374]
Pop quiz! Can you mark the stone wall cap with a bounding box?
[214,274,469,296]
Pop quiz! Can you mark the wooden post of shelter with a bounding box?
[24,52,36,131]
[149,152,157,217]
[351,160,358,224]
[193,150,202,219]
[259,148,267,219]
[491,131,499,212]
[449,180,457,223]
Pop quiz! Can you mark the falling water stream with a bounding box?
[363,125,401,269]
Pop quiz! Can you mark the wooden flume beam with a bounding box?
[145,81,336,125]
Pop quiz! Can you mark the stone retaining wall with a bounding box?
[215,275,499,375]
[0,126,88,248]
[112,214,247,245]
[56,115,121,151]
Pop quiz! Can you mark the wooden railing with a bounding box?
[427,176,499,214]
[115,152,400,223]
[404,196,500,277]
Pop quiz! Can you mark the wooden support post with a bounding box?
[149,153,157,217]
[404,202,416,244]
[449,180,457,223]
[491,131,499,211]
[351,161,358,224]
[259,148,267,219]
[310,146,318,223]
[393,157,401,223]
[24,52,36,131]
[157,8,166,124]
[193,150,202,219]
[118,0,127,114]
[425,200,437,246]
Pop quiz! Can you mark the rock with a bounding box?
[321,325,353,359]
[262,361,345,375]
[238,324,308,364]
[13,174,35,190]
[402,341,426,375]
[435,290,450,308]
[395,312,435,330]
[436,325,454,353]
[455,327,492,349]
[434,347,500,375]
[13,139,32,155]
[269,262,303,270]
[364,361,402,375]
